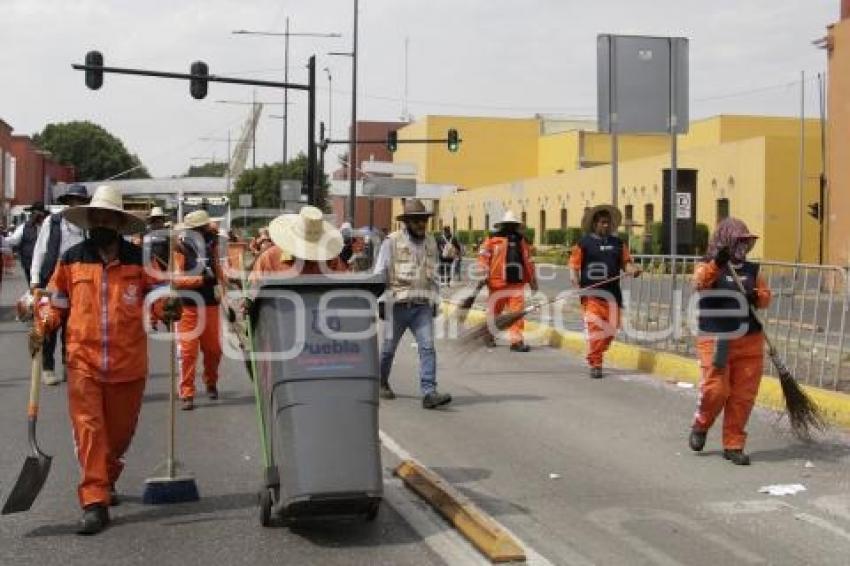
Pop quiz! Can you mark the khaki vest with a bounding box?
[387,230,437,302]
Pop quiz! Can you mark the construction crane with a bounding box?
[229,101,263,184]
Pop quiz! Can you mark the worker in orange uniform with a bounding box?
[172,210,225,411]
[689,218,771,466]
[31,185,179,535]
[473,211,538,352]
[569,205,641,379]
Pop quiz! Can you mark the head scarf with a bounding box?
[707,217,758,262]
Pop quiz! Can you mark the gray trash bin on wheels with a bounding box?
[250,274,385,526]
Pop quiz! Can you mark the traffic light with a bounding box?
[447,128,460,152]
[190,61,209,100]
[387,131,398,153]
[84,51,103,90]
[807,202,821,220]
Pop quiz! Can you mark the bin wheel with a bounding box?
[365,501,380,522]
[259,488,274,527]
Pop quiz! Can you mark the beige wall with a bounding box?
[827,19,850,266]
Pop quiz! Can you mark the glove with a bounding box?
[162,297,183,324]
[714,246,731,269]
[29,327,43,358]
[745,291,758,307]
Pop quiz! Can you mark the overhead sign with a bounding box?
[676,192,692,219]
[597,34,689,134]
[362,177,416,197]
[280,180,302,202]
[238,194,253,208]
[361,161,418,176]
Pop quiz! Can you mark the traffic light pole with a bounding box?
[72,55,319,205]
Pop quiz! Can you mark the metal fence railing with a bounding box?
[621,255,850,391]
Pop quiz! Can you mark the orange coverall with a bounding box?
[40,240,166,508]
[692,260,771,449]
[173,238,225,400]
[477,235,536,345]
[568,245,632,369]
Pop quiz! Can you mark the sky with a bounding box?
[0,0,839,178]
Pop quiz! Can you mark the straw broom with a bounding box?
[727,264,825,440]
[456,273,629,348]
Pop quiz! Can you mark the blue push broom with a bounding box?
[143,230,200,504]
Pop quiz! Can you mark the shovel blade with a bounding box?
[1,454,52,515]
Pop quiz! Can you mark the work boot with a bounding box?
[77,504,110,536]
[510,342,530,352]
[379,381,396,400]
[589,367,604,379]
[688,428,707,452]
[422,391,452,410]
[723,449,751,466]
[109,486,120,507]
[206,385,219,400]
[181,397,195,411]
[42,369,60,386]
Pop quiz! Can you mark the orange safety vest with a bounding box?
[477,234,536,289]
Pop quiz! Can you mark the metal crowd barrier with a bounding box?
[621,255,850,391]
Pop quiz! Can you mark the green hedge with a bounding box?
[523,228,535,245]
[646,221,710,255]
[543,229,566,245]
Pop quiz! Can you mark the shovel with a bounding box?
[2,343,52,514]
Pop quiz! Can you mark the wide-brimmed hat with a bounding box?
[176,210,212,231]
[581,204,622,233]
[494,210,522,228]
[62,185,146,235]
[396,199,433,221]
[57,184,91,205]
[25,201,47,214]
[269,206,343,261]
[148,206,168,220]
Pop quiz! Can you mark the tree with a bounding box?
[186,161,227,177]
[33,121,150,181]
[233,153,328,211]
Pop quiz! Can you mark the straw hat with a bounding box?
[581,204,623,233]
[176,210,212,231]
[396,199,433,221]
[148,206,167,220]
[268,206,343,261]
[62,185,146,235]
[494,210,522,228]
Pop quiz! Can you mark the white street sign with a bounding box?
[361,161,417,176]
[362,177,417,197]
[676,192,691,219]
[239,194,253,208]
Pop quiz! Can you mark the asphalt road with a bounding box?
[3,265,850,566]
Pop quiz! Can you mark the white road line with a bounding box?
[379,429,564,566]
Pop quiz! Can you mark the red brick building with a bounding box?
[0,118,76,226]
[330,120,407,228]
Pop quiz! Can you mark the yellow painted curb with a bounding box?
[394,460,526,563]
[443,300,850,430]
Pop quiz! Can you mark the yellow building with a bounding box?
[392,114,824,262]
[826,6,850,267]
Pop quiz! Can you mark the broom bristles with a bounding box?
[457,309,530,347]
[771,350,826,440]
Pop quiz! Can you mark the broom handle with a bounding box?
[726,262,779,356]
[523,273,630,315]
[168,232,176,479]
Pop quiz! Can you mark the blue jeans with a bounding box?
[380,303,437,395]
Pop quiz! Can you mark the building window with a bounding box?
[644,203,654,225]
[521,211,527,225]
[560,208,567,229]
[467,215,472,232]
[484,213,490,231]
[716,198,730,223]
[624,204,634,222]
[452,217,458,233]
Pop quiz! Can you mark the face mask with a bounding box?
[732,240,752,262]
[89,227,119,247]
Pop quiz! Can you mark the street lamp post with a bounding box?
[323,67,332,138]
[233,24,341,166]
